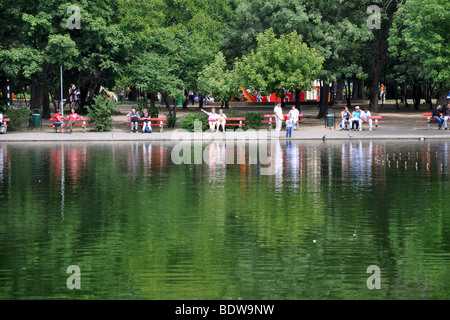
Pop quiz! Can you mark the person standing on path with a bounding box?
[288,106,299,130]
[274,102,283,133]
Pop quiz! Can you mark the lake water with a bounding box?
[0,140,449,300]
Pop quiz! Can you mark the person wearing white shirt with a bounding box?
[288,106,299,130]
[360,107,373,131]
[274,102,283,133]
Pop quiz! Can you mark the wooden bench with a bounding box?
[127,118,167,132]
[0,118,10,134]
[263,114,303,129]
[422,112,445,129]
[1,118,10,127]
[341,115,382,131]
[208,117,246,130]
[225,117,246,129]
[49,117,90,132]
[371,116,382,130]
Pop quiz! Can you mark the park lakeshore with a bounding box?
[2,100,450,141]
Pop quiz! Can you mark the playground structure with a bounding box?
[240,81,329,103]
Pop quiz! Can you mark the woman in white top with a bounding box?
[201,108,219,131]
[216,109,227,132]
[288,106,299,130]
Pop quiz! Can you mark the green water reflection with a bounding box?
[0,140,449,300]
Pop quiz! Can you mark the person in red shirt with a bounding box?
[67,108,80,133]
[52,110,67,133]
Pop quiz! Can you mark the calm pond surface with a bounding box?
[0,140,449,300]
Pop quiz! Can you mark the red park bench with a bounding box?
[1,118,10,127]
[49,116,90,132]
[422,112,446,129]
[0,118,10,134]
[263,114,303,129]
[208,117,246,130]
[342,115,382,131]
[127,117,167,132]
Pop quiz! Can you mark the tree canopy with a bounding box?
[0,0,448,118]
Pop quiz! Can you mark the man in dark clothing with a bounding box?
[432,105,444,130]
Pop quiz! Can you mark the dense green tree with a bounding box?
[197,52,237,109]
[235,29,323,107]
[0,0,131,118]
[389,0,449,107]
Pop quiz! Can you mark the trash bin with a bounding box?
[119,95,124,103]
[326,114,334,128]
[177,97,183,106]
[31,109,42,130]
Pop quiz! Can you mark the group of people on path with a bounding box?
[340,106,373,131]
[432,102,450,130]
[274,102,300,138]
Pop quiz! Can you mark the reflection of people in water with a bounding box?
[285,141,300,182]
[69,146,88,183]
[0,145,7,182]
[348,141,373,187]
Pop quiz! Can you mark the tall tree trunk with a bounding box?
[370,48,384,113]
[412,82,421,110]
[352,82,359,100]
[30,80,44,111]
[295,88,301,112]
[161,93,173,116]
[438,86,450,106]
[198,93,203,109]
[280,93,286,109]
[182,90,188,110]
[401,83,409,108]
[394,84,399,109]
[317,81,330,119]
[149,92,156,108]
[346,80,351,107]
[357,80,365,99]
[336,80,345,102]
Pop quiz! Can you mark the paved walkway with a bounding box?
[2,103,449,142]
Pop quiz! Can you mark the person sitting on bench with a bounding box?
[67,108,80,133]
[340,107,351,131]
[360,107,373,131]
[350,106,362,131]
[53,110,67,133]
[141,109,152,133]
[127,108,140,133]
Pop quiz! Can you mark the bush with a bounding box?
[4,105,31,131]
[245,112,263,129]
[167,114,177,128]
[86,95,118,132]
[149,106,160,118]
[179,113,209,132]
